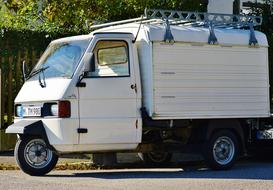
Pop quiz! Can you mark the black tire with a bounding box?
[15,137,58,176]
[142,152,172,165]
[204,130,239,170]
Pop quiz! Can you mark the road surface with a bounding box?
[1,160,273,190]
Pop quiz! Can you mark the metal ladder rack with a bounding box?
[145,9,262,45]
[90,9,263,46]
[145,9,262,26]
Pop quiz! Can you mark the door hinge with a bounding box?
[77,128,88,133]
[135,119,138,129]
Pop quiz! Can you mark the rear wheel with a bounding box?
[15,137,58,176]
[204,130,239,170]
[142,152,172,165]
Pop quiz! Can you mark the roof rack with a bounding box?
[145,9,262,26]
[145,9,262,45]
[90,9,263,46]
[89,17,144,30]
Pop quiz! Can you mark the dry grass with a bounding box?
[0,162,98,171]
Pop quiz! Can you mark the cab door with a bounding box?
[78,34,138,147]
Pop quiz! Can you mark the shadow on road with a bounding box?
[47,159,273,180]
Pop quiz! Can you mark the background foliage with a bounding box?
[0,0,207,33]
[0,0,208,59]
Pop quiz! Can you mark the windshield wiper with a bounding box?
[27,66,49,80]
[38,68,47,88]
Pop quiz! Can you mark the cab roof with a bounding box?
[93,23,268,47]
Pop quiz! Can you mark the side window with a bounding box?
[91,40,130,77]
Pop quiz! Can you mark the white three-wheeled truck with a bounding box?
[6,9,273,175]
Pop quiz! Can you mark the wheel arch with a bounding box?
[9,120,55,152]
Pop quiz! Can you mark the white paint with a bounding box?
[96,24,268,47]
[7,20,270,153]
[53,143,138,153]
[208,0,235,14]
[151,43,269,119]
[77,33,142,149]
[99,23,269,119]
[15,78,72,103]
[52,34,91,44]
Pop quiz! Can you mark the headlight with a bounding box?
[15,105,23,117]
[50,104,58,116]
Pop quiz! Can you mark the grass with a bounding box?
[0,162,97,171]
[0,162,109,171]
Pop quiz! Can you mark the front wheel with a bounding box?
[204,130,239,170]
[15,137,58,176]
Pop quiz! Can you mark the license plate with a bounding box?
[23,106,41,117]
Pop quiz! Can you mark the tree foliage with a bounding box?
[245,0,273,35]
[0,0,207,33]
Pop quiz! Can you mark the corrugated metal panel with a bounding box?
[152,42,270,119]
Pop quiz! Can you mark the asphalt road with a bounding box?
[1,160,273,190]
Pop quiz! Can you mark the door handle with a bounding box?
[130,84,137,93]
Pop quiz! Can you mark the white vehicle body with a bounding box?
[9,22,270,153]
[6,10,273,174]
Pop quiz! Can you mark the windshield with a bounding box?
[28,37,91,80]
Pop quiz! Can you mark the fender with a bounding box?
[5,120,52,150]
[205,119,244,141]
[189,119,246,154]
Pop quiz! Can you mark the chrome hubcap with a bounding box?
[24,139,53,169]
[213,136,235,165]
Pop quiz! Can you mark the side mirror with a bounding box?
[82,52,95,73]
[76,71,87,88]
[76,53,95,88]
